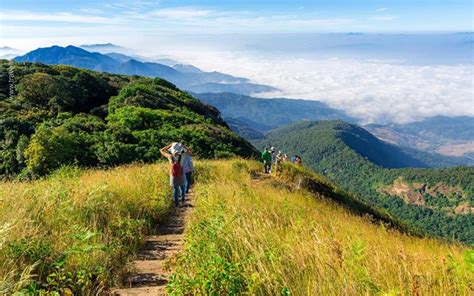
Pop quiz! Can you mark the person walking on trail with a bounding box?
[160,142,190,207]
[274,150,283,174]
[261,147,272,174]
[182,147,194,194]
[270,147,276,173]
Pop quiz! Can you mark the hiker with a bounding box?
[182,147,194,193]
[283,154,290,162]
[270,147,276,173]
[274,150,283,173]
[261,147,272,174]
[160,142,190,207]
[294,155,303,166]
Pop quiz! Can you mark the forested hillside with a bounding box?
[195,92,355,132]
[258,120,474,244]
[0,60,256,178]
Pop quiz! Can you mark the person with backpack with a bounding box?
[182,147,194,194]
[261,147,272,174]
[274,150,283,174]
[160,142,189,207]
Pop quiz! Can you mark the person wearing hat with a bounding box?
[181,146,194,193]
[160,142,190,207]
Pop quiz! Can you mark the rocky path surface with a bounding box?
[112,191,194,296]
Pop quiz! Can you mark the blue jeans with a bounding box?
[173,185,186,206]
[185,172,193,193]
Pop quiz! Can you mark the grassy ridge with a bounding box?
[168,160,473,295]
[0,163,172,294]
[277,162,425,237]
[257,120,474,244]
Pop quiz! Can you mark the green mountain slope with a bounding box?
[258,120,474,244]
[194,92,355,132]
[0,60,257,178]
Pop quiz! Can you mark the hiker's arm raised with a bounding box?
[160,144,172,158]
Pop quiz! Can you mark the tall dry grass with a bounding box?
[0,163,172,294]
[169,159,473,295]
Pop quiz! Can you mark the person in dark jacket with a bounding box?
[261,147,272,174]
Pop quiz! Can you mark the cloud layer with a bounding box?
[160,50,474,124]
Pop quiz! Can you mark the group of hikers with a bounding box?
[261,146,302,174]
[159,142,303,207]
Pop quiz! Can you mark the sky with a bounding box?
[1,0,473,48]
[1,0,473,124]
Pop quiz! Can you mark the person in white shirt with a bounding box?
[182,147,194,193]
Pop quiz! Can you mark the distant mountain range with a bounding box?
[366,116,474,158]
[0,46,22,60]
[195,92,355,133]
[79,43,129,54]
[13,45,277,95]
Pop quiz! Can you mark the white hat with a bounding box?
[271,147,275,151]
[169,142,183,154]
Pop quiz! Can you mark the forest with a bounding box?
[0,60,256,179]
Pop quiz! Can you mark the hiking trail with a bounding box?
[112,191,194,296]
[251,171,272,183]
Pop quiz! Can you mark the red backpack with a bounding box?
[171,156,183,177]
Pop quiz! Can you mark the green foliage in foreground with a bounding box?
[0,164,171,294]
[0,60,256,179]
[258,120,474,244]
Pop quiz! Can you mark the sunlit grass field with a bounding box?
[168,160,473,295]
[0,159,472,295]
[0,164,172,294]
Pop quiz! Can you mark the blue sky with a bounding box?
[1,0,472,49]
[1,0,472,45]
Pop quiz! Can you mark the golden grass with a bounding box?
[170,159,473,295]
[0,163,172,294]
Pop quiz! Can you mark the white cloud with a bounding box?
[0,7,355,35]
[0,10,113,24]
[371,15,397,21]
[149,7,213,19]
[376,8,388,12]
[158,50,474,124]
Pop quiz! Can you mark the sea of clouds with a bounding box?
[153,48,474,124]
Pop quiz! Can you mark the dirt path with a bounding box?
[251,171,272,183]
[112,191,194,296]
